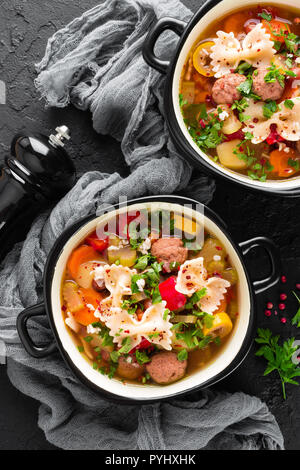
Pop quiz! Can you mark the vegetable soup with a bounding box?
[179,4,300,181]
[61,208,238,386]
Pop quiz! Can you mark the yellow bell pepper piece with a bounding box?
[173,213,199,238]
[192,41,215,77]
[203,312,233,339]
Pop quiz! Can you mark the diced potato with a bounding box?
[199,237,225,266]
[76,261,105,289]
[217,140,248,170]
[222,112,242,135]
[222,267,238,285]
[90,334,114,353]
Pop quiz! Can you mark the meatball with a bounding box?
[151,237,187,272]
[212,73,246,104]
[116,356,145,380]
[296,141,300,154]
[146,351,187,385]
[252,67,284,101]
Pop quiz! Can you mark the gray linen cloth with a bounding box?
[0,0,284,450]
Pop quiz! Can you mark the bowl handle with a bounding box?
[239,237,281,294]
[143,17,186,74]
[17,302,57,358]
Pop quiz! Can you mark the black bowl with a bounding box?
[17,195,280,403]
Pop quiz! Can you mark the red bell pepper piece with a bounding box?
[266,124,285,145]
[224,129,245,141]
[86,231,109,252]
[159,276,186,311]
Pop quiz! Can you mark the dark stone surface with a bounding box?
[0,0,299,450]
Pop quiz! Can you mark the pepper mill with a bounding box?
[0,125,76,259]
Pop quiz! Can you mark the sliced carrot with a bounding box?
[270,148,298,177]
[223,12,251,35]
[67,245,99,280]
[73,288,104,326]
[78,287,104,310]
[261,19,290,42]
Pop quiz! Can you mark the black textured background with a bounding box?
[0,0,300,450]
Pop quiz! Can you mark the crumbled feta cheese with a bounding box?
[126,356,133,364]
[219,111,229,121]
[87,324,101,334]
[213,255,221,261]
[283,146,291,153]
[136,278,145,292]
[296,57,300,64]
[86,303,95,311]
[138,237,151,254]
[278,142,286,152]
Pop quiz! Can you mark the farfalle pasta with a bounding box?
[211,23,275,78]
[176,257,230,315]
[180,5,300,181]
[244,97,300,143]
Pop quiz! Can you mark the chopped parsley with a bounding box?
[284,99,295,109]
[263,100,278,119]
[177,349,188,361]
[135,350,151,365]
[264,63,285,88]
[257,11,272,21]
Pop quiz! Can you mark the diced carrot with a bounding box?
[223,12,252,35]
[67,245,99,279]
[270,148,298,177]
[261,19,290,42]
[73,307,96,327]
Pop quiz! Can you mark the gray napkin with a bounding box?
[0,0,284,450]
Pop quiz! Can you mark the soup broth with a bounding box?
[179,4,300,181]
[61,208,238,386]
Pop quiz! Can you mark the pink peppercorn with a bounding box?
[267,302,273,309]
[296,284,300,291]
[265,309,272,317]
[279,303,286,310]
[274,310,278,316]
[280,293,287,300]
[281,317,287,324]
[281,275,287,283]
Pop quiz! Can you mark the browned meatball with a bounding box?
[212,73,246,104]
[252,67,284,101]
[116,356,145,380]
[151,237,187,273]
[146,351,187,385]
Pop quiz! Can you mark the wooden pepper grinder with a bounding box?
[0,125,76,259]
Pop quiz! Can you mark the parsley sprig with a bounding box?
[255,328,300,400]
